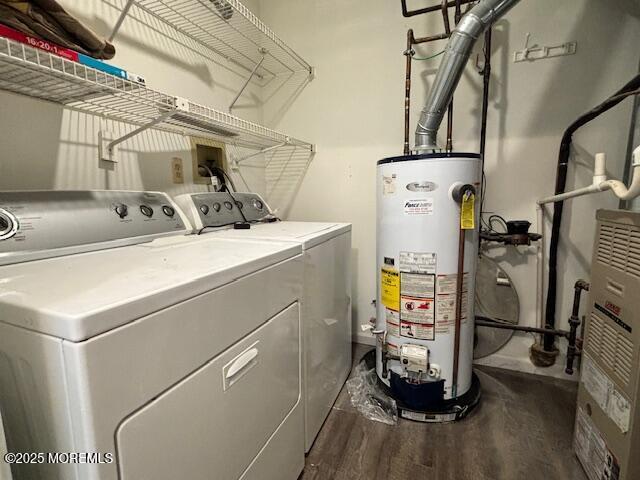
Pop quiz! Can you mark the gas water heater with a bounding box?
[376,153,481,422]
[374,0,521,422]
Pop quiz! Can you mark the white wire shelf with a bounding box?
[111,0,313,81]
[0,36,314,155]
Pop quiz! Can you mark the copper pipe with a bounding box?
[441,0,451,35]
[452,212,466,397]
[454,0,462,23]
[479,29,492,160]
[478,28,492,235]
[444,0,462,152]
[446,103,454,151]
[412,32,450,44]
[404,30,413,155]
[400,0,474,17]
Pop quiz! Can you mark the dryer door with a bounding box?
[116,303,301,480]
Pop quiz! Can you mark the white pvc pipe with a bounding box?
[538,184,606,205]
[601,147,640,199]
[538,147,640,205]
[536,204,545,333]
[534,147,640,337]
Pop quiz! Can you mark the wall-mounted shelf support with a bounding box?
[231,141,289,169]
[229,50,267,112]
[100,110,176,162]
[109,0,135,42]
[106,0,313,82]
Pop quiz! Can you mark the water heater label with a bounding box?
[380,268,400,311]
[435,273,470,334]
[403,198,434,215]
[400,296,435,323]
[437,272,469,295]
[382,175,397,195]
[400,272,435,297]
[399,252,436,274]
[386,308,400,336]
[400,321,434,341]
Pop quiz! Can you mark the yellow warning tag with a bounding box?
[461,192,475,230]
[381,268,400,311]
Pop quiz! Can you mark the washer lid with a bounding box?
[213,221,351,249]
[0,236,301,341]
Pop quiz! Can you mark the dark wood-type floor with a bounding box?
[301,344,588,480]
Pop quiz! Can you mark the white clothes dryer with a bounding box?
[0,191,304,480]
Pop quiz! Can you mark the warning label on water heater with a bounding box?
[397,251,437,340]
[381,268,400,312]
[400,296,434,324]
[400,321,434,340]
[435,273,470,334]
[386,308,400,336]
[399,252,436,274]
[403,198,434,215]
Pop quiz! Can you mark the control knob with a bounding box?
[0,208,18,240]
[140,205,154,217]
[115,204,129,219]
[162,205,176,217]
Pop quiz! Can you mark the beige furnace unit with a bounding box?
[575,209,640,480]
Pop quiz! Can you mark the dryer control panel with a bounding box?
[173,192,273,231]
[0,190,189,265]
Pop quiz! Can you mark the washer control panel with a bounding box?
[0,190,189,265]
[173,192,272,231]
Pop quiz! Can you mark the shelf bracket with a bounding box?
[109,0,135,42]
[229,50,267,112]
[99,110,176,162]
[231,141,289,171]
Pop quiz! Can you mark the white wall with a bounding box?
[0,0,266,195]
[259,0,640,377]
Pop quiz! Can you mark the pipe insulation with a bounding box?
[415,0,522,151]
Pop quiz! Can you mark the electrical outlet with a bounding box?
[190,137,228,185]
[171,157,184,184]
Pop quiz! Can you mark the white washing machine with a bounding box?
[0,191,305,480]
[174,191,352,452]
[0,410,12,480]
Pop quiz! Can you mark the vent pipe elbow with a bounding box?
[414,0,522,152]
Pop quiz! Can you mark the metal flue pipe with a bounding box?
[415,0,521,151]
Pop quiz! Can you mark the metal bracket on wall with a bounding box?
[230,140,290,170]
[99,110,176,163]
[513,33,577,63]
[229,49,267,112]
